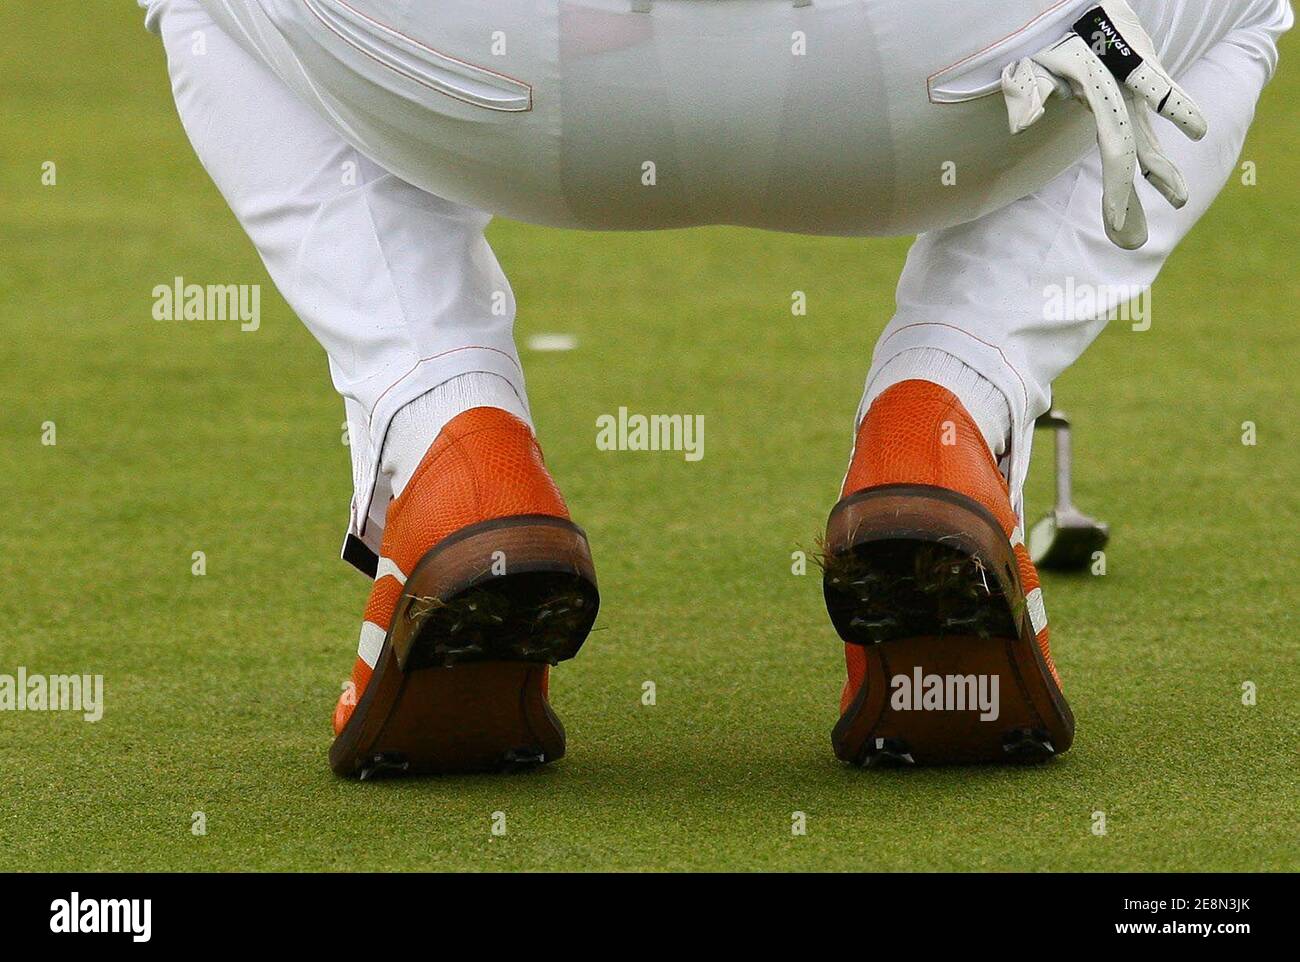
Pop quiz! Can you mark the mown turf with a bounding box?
[0,2,1295,871]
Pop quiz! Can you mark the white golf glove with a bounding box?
[1001,0,1208,249]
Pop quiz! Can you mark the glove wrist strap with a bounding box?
[1072,6,1145,81]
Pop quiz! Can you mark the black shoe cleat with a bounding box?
[500,747,547,773]
[1001,728,1056,762]
[861,737,916,767]
[358,752,411,781]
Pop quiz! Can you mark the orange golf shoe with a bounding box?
[823,380,1074,766]
[330,407,599,778]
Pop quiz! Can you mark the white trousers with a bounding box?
[140,0,1291,557]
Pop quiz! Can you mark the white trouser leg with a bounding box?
[860,0,1292,517]
[146,0,531,568]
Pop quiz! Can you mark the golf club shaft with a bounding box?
[1055,422,1074,510]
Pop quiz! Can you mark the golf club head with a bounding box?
[1028,506,1109,571]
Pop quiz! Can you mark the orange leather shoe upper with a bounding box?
[379,406,570,575]
[333,407,568,734]
[838,381,1058,711]
[333,657,373,736]
[842,380,1016,533]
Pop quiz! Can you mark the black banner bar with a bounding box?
[1,872,1284,947]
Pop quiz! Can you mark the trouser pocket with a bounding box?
[299,0,532,112]
[927,0,1091,104]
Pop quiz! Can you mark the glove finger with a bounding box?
[1125,61,1208,141]
[1001,59,1051,133]
[1104,180,1149,250]
[1087,79,1138,233]
[1126,89,1189,209]
[1035,36,1138,232]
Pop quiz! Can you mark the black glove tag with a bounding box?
[1072,6,1145,81]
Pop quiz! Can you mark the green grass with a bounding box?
[0,2,1295,872]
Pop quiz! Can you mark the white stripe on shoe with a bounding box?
[374,556,407,586]
[357,620,386,669]
[1010,525,1025,548]
[1025,587,1048,635]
